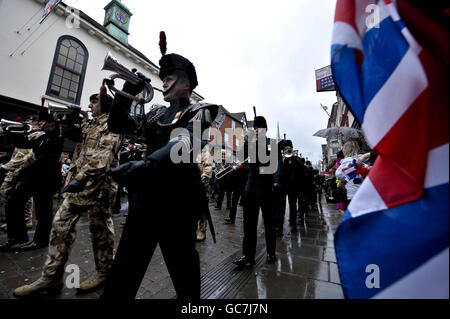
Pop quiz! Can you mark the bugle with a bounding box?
[48,103,89,123]
[0,119,33,135]
[101,52,154,118]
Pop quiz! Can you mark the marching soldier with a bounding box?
[274,140,306,235]
[101,39,219,299]
[0,116,40,247]
[0,111,63,252]
[196,145,213,242]
[224,162,248,224]
[233,115,281,269]
[14,93,123,297]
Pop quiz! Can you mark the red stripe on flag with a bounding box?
[375,88,430,190]
[398,0,449,148]
[369,155,422,208]
[334,0,358,34]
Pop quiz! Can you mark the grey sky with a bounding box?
[64,0,338,165]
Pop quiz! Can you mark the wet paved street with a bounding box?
[0,194,343,299]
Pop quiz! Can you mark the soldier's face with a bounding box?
[162,74,190,102]
[89,99,102,117]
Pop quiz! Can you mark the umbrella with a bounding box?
[313,127,364,140]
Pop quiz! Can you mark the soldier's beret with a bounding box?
[254,116,267,129]
[159,53,198,91]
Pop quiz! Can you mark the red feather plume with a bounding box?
[159,31,167,56]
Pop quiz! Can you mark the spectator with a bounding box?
[335,141,372,209]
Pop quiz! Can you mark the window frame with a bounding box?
[46,35,89,105]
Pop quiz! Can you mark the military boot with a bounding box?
[14,276,63,298]
[78,271,107,292]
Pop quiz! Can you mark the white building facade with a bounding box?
[0,0,202,120]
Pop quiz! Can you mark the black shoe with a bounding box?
[267,255,276,264]
[16,241,47,252]
[232,256,255,268]
[224,218,235,224]
[0,240,28,252]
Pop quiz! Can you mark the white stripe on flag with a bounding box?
[332,22,363,51]
[362,47,428,148]
[348,177,387,218]
[424,143,449,189]
[373,247,449,299]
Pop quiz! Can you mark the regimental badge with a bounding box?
[171,111,182,124]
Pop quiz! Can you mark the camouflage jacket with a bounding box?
[65,114,123,206]
[1,130,42,183]
[197,146,213,183]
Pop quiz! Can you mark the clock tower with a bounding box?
[103,0,132,45]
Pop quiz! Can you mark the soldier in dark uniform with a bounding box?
[214,168,232,210]
[101,51,218,299]
[233,116,281,268]
[224,162,248,224]
[0,110,63,251]
[274,139,305,235]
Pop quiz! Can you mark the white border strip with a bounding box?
[373,247,449,299]
[332,21,363,51]
[424,143,449,189]
[362,47,428,148]
[348,177,388,218]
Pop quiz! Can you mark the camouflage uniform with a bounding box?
[42,114,123,278]
[0,131,42,227]
[197,146,213,235]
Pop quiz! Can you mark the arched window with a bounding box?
[46,36,88,104]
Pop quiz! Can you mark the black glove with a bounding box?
[0,167,7,182]
[11,170,25,184]
[201,176,209,186]
[122,72,151,96]
[272,183,282,192]
[67,104,81,112]
[106,160,149,185]
[63,179,86,193]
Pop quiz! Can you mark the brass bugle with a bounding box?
[48,103,89,122]
[0,119,33,135]
[101,52,154,109]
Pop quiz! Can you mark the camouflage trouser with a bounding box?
[0,179,33,224]
[197,183,210,233]
[42,197,115,278]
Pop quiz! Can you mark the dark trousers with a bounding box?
[216,188,232,209]
[287,191,298,227]
[228,189,244,222]
[242,192,276,261]
[274,190,286,234]
[297,191,308,215]
[6,184,53,244]
[101,190,201,300]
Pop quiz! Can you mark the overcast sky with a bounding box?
[64,0,338,165]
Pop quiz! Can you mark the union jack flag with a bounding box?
[331,0,449,298]
[39,0,62,24]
